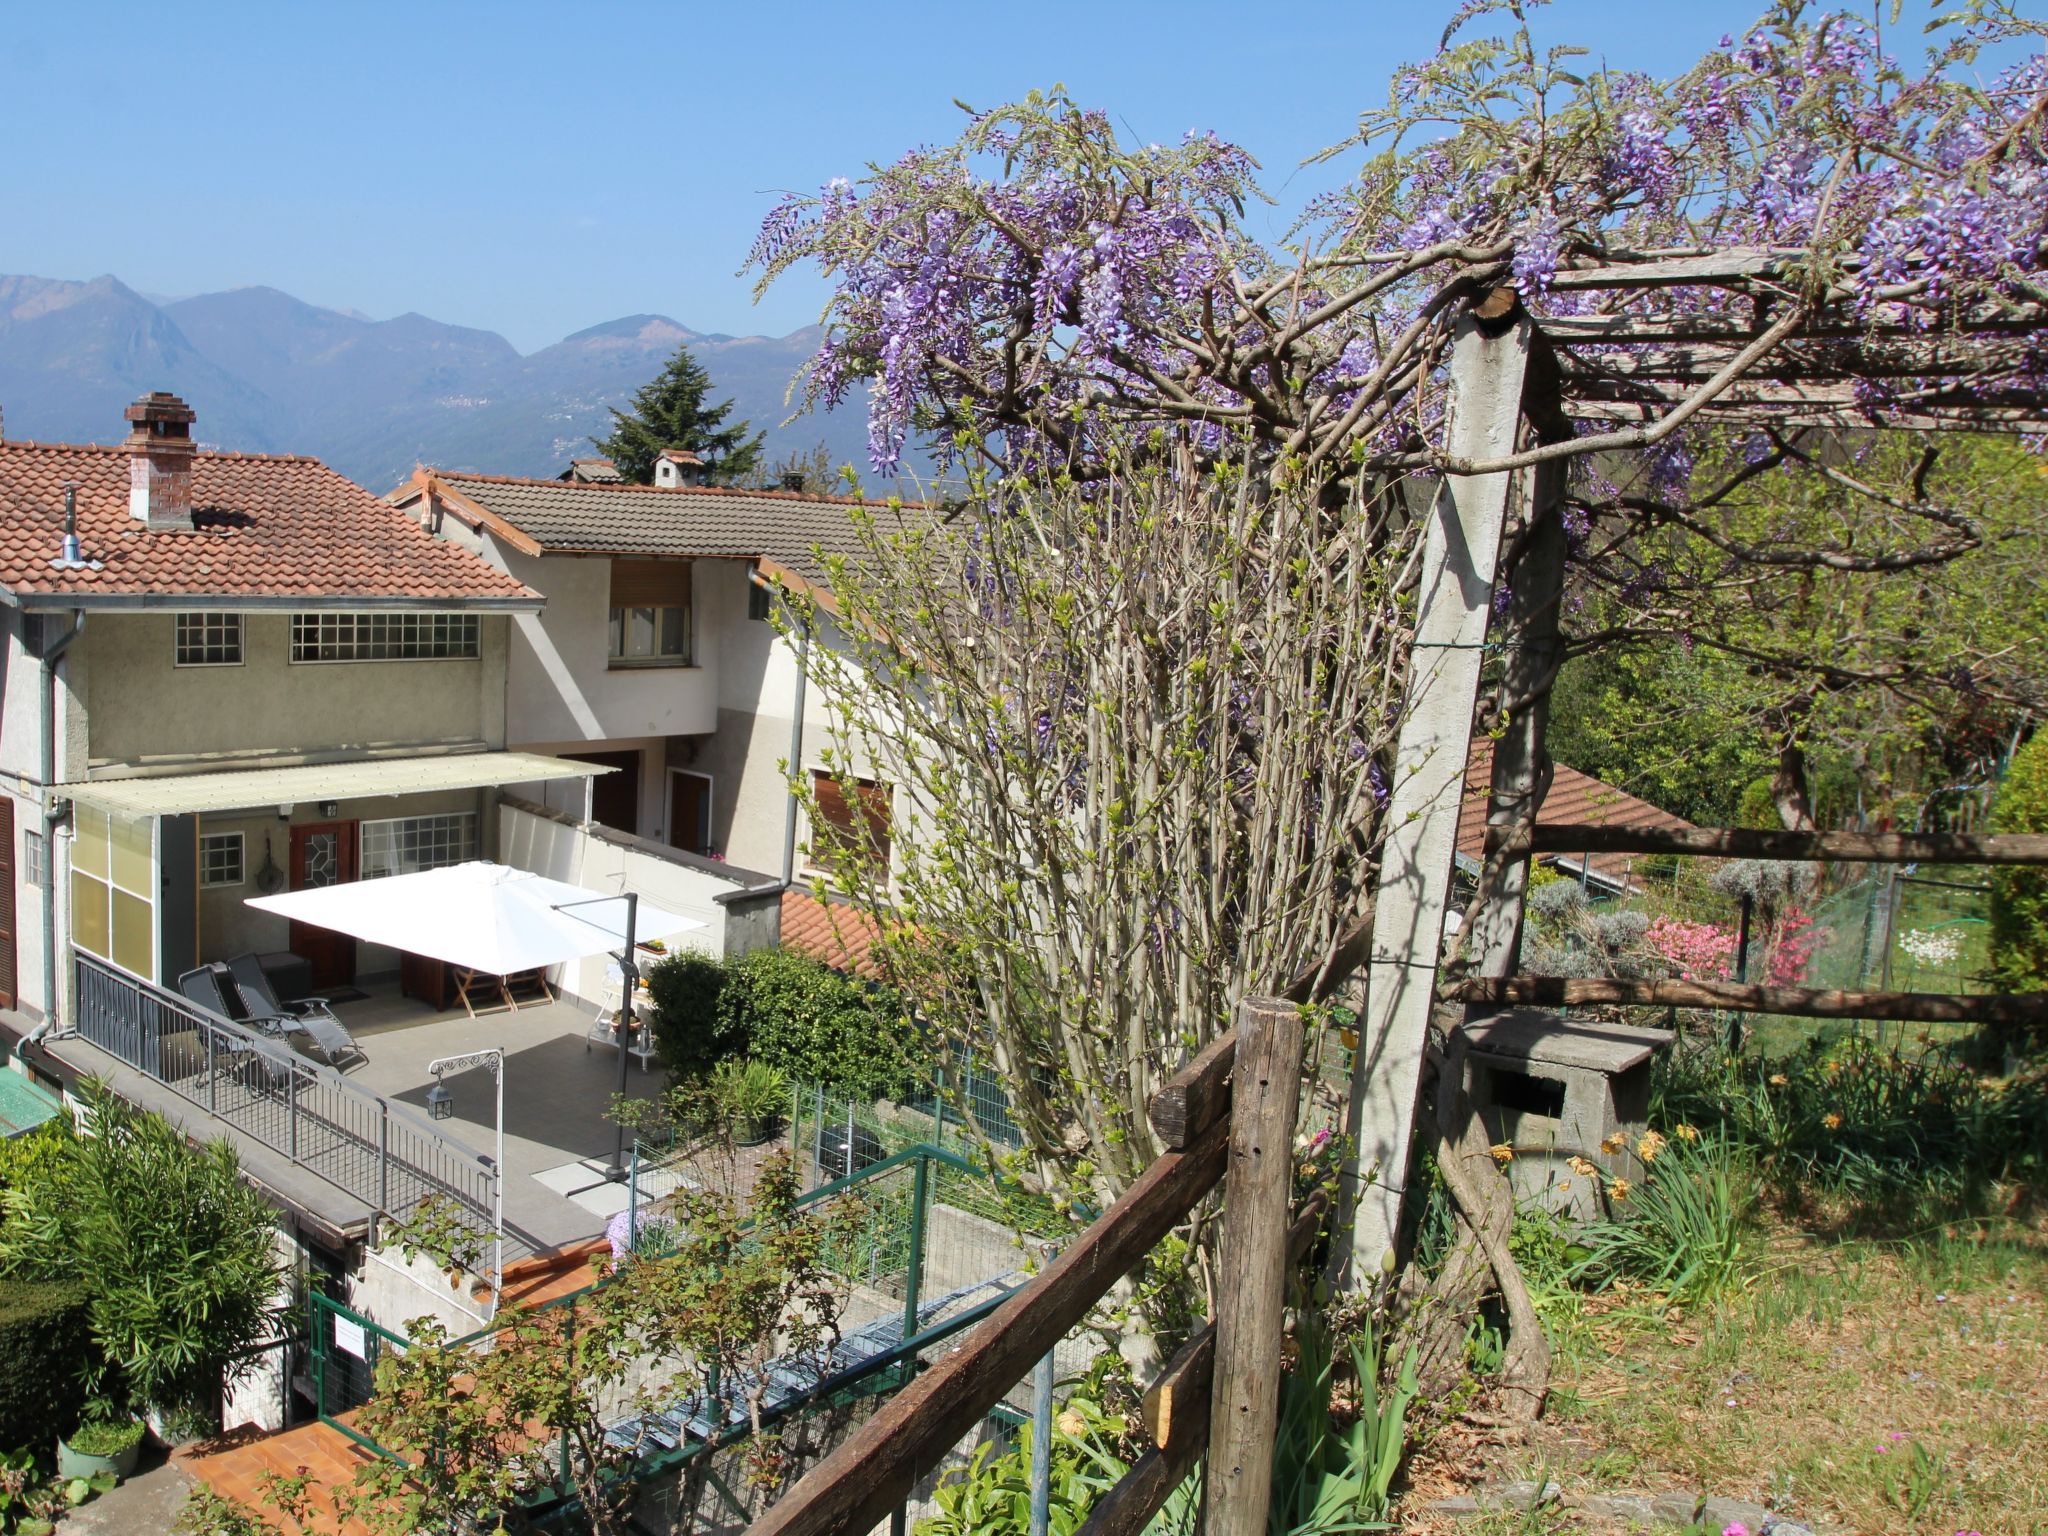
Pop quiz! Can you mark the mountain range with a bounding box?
[0,273,885,493]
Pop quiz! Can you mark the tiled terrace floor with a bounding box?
[335,989,670,1257]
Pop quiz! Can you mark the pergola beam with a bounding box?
[1490,824,2048,865]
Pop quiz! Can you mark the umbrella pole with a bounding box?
[605,892,639,1182]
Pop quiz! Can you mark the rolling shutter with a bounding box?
[609,559,692,609]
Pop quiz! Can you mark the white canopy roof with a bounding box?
[247,861,701,975]
[57,750,609,818]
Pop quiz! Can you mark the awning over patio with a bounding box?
[52,750,612,817]
[246,860,702,974]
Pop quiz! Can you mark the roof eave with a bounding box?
[0,589,544,613]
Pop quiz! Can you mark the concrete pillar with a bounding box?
[1344,305,1533,1276]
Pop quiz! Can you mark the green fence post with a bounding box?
[311,1295,325,1423]
[900,1153,929,1380]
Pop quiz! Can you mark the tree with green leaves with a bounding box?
[1989,732,2048,1001]
[0,1081,285,1432]
[594,342,765,485]
[327,1147,866,1536]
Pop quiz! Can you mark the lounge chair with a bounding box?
[225,953,367,1070]
[173,966,298,1093]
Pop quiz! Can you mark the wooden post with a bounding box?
[1345,299,1532,1276]
[1202,996,1303,1536]
[1458,454,1566,983]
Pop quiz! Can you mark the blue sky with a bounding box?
[0,1,1985,351]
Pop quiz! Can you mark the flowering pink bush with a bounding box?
[1766,907,1827,987]
[1646,917,1738,981]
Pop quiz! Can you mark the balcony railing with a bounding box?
[72,951,497,1250]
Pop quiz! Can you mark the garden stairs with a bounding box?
[185,1240,613,1530]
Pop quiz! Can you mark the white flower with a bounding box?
[1897,928,1962,966]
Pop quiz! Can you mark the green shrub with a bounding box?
[1988,733,2048,995]
[645,950,743,1080]
[62,1417,142,1458]
[0,1081,285,1426]
[0,1122,72,1200]
[0,1280,93,1449]
[706,1058,787,1142]
[921,1395,1138,1536]
[720,947,924,1097]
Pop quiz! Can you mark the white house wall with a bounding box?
[497,799,762,1005]
[491,541,718,746]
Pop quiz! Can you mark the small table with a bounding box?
[401,952,555,1018]
[586,991,658,1072]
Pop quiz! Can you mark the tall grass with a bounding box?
[1654,1029,2048,1225]
[1567,1130,1755,1304]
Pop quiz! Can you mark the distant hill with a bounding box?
[0,274,895,492]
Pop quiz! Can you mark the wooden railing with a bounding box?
[1472,820,2048,1028]
[746,997,1311,1536]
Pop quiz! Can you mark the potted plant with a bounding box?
[710,1059,787,1147]
[57,1414,143,1483]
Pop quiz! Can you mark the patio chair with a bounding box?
[173,967,299,1094]
[225,953,367,1070]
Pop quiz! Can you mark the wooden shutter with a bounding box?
[812,772,891,869]
[609,559,691,609]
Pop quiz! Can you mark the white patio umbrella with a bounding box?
[246,860,702,973]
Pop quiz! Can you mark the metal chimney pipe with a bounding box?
[60,484,80,567]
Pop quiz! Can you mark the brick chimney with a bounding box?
[654,447,707,489]
[124,391,197,530]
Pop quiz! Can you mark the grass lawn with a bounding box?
[1402,1214,2047,1535]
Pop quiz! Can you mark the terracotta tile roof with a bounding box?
[1459,737,1696,890]
[780,888,885,977]
[407,469,919,589]
[0,440,536,606]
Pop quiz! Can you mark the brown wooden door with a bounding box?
[669,772,712,856]
[288,821,358,988]
[0,798,16,1008]
[566,751,642,834]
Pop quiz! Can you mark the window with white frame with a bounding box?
[174,613,243,666]
[606,605,690,664]
[360,813,477,880]
[290,613,479,662]
[21,830,44,889]
[198,831,245,888]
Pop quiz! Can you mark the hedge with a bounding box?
[645,946,928,1098]
[0,1279,93,1451]
[645,950,741,1080]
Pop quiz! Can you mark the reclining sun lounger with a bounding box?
[225,952,367,1070]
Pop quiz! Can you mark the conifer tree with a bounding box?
[593,342,764,485]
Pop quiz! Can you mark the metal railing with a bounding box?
[72,951,497,1246]
[304,1140,1049,1528]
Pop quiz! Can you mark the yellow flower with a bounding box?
[1600,1131,1629,1155]
[1637,1130,1668,1164]
[1056,1409,1086,1438]
[1607,1177,1632,1203]
[1556,1179,1571,1192]
[1488,1143,1515,1166]
[1567,1155,1599,1177]
[1769,1073,1789,1087]
[1672,1123,1700,1143]
[1826,1060,1844,1076]
[1822,1112,1842,1130]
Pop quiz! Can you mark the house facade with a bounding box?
[0,393,603,1031]
[390,465,897,886]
